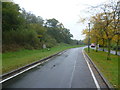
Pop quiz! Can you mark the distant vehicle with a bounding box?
[91,43,95,47]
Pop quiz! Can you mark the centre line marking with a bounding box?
[69,52,77,88]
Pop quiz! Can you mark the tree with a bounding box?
[89,0,120,60]
[112,34,120,55]
[2,2,74,52]
[81,0,120,60]
[98,1,120,60]
[90,14,107,52]
[20,9,44,28]
[45,18,59,27]
[45,18,73,44]
[2,2,24,31]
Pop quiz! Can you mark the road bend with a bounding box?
[3,47,99,88]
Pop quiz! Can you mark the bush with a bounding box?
[43,35,57,48]
[2,29,41,52]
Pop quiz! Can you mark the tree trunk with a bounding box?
[107,39,111,60]
[96,39,98,52]
[102,38,105,51]
[115,36,119,55]
[115,42,118,55]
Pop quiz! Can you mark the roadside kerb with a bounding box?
[83,49,114,90]
[0,49,67,83]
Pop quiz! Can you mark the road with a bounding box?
[3,47,98,88]
[91,47,120,55]
[98,48,120,55]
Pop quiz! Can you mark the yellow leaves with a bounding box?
[112,35,120,42]
[82,10,120,46]
[82,29,89,35]
[90,29,99,37]
[37,35,43,38]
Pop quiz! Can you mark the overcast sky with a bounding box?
[13,0,108,40]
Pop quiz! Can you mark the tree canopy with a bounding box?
[82,0,120,59]
[2,2,79,52]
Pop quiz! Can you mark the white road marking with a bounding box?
[0,59,51,84]
[69,52,77,88]
[82,49,100,90]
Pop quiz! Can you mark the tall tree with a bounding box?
[45,18,59,27]
[2,2,24,31]
[45,18,73,44]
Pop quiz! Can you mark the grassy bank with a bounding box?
[0,54,2,75]
[2,44,84,74]
[84,48,118,88]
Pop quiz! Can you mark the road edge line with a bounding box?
[0,50,67,83]
[83,49,114,90]
[0,59,50,84]
[82,49,100,90]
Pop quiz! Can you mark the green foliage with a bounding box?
[71,39,85,45]
[45,18,59,27]
[44,35,57,48]
[2,2,24,31]
[2,29,40,52]
[29,24,46,36]
[2,2,74,52]
[21,9,44,25]
[44,18,73,44]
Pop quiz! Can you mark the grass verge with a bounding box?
[84,48,118,88]
[2,44,84,74]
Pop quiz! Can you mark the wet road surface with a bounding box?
[3,47,97,88]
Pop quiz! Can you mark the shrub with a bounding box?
[2,29,41,52]
[44,35,57,48]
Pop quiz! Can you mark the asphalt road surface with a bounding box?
[3,47,98,88]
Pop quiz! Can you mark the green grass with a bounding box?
[0,53,2,75]
[2,44,84,74]
[84,48,118,88]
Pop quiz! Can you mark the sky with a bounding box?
[13,0,108,40]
